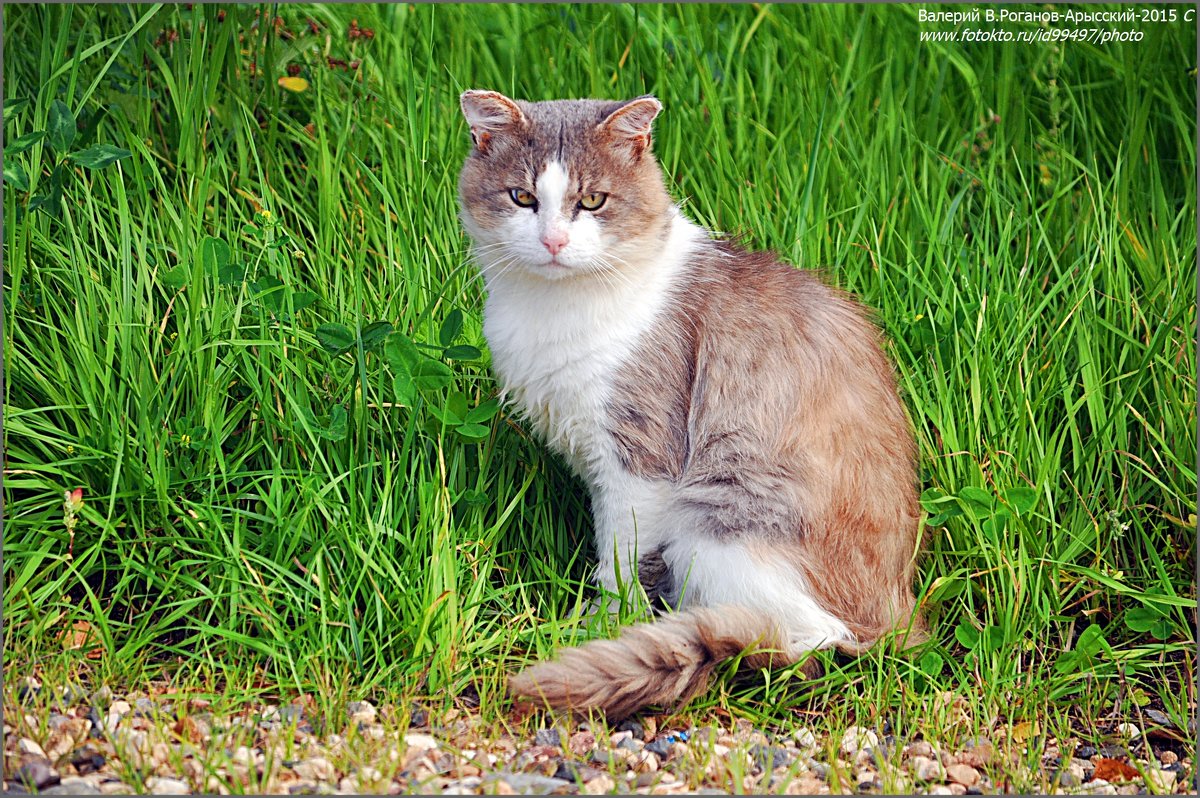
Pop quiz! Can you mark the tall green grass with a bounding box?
[4,3,1195,733]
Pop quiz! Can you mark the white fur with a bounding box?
[480,200,705,580]
[662,537,853,652]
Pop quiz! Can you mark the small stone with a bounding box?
[1158,750,1179,766]
[618,736,642,753]
[947,784,967,796]
[584,773,616,792]
[946,763,980,787]
[928,787,956,796]
[752,744,790,772]
[132,698,156,717]
[98,781,135,795]
[90,687,114,710]
[347,700,377,726]
[1057,768,1081,787]
[534,728,561,748]
[807,760,830,781]
[293,757,336,782]
[958,737,994,768]
[784,775,828,795]
[280,703,305,724]
[568,730,596,756]
[1144,709,1174,729]
[839,726,879,756]
[552,761,605,783]
[646,738,673,758]
[403,733,440,754]
[1076,744,1098,759]
[912,756,944,782]
[487,773,571,795]
[19,737,48,758]
[44,777,102,795]
[617,719,644,740]
[1082,779,1117,795]
[109,700,132,717]
[1115,723,1141,740]
[15,758,60,790]
[1099,744,1128,758]
[905,741,934,760]
[1145,770,1177,793]
[71,747,106,774]
[144,777,190,795]
[793,727,817,752]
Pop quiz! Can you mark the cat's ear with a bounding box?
[598,96,663,161]
[460,90,525,153]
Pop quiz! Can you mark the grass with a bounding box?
[3,1,1195,783]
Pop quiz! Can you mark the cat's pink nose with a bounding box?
[541,230,569,255]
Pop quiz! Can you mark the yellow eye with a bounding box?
[509,188,537,208]
[579,192,607,211]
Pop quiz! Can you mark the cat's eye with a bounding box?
[579,192,608,211]
[509,188,537,208]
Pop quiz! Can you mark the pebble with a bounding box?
[1077,744,1098,759]
[90,686,114,710]
[18,737,48,758]
[910,756,942,782]
[839,725,879,756]
[1115,723,1141,740]
[616,719,644,740]
[534,728,561,748]
[792,727,817,752]
[751,744,789,772]
[617,736,642,753]
[568,730,596,756]
[144,777,190,794]
[280,703,305,724]
[946,763,980,787]
[346,700,376,725]
[44,778,102,795]
[552,761,605,783]
[403,733,440,752]
[15,758,60,790]
[958,737,994,768]
[1158,750,1179,766]
[486,773,571,794]
[1082,778,1117,795]
[646,737,673,758]
[293,757,336,782]
[905,740,935,759]
[109,700,132,717]
[1144,709,1174,729]
[1145,769,1177,793]
[133,698,157,717]
[584,773,616,792]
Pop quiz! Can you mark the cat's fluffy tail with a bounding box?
[507,606,789,720]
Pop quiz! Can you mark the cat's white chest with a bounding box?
[478,214,702,484]
[483,278,652,480]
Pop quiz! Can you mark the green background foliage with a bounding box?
[3,3,1195,732]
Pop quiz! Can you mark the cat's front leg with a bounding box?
[587,477,673,614]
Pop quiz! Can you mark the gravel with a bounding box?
[3,688,1192,795]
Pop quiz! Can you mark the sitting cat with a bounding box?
[457,90,924,719]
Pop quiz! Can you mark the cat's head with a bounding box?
[458,90,674,282]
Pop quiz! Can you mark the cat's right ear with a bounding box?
[460,90,525,154]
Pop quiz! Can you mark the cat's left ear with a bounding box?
[598,96,662,161]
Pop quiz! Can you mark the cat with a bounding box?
[457,90,924,720]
